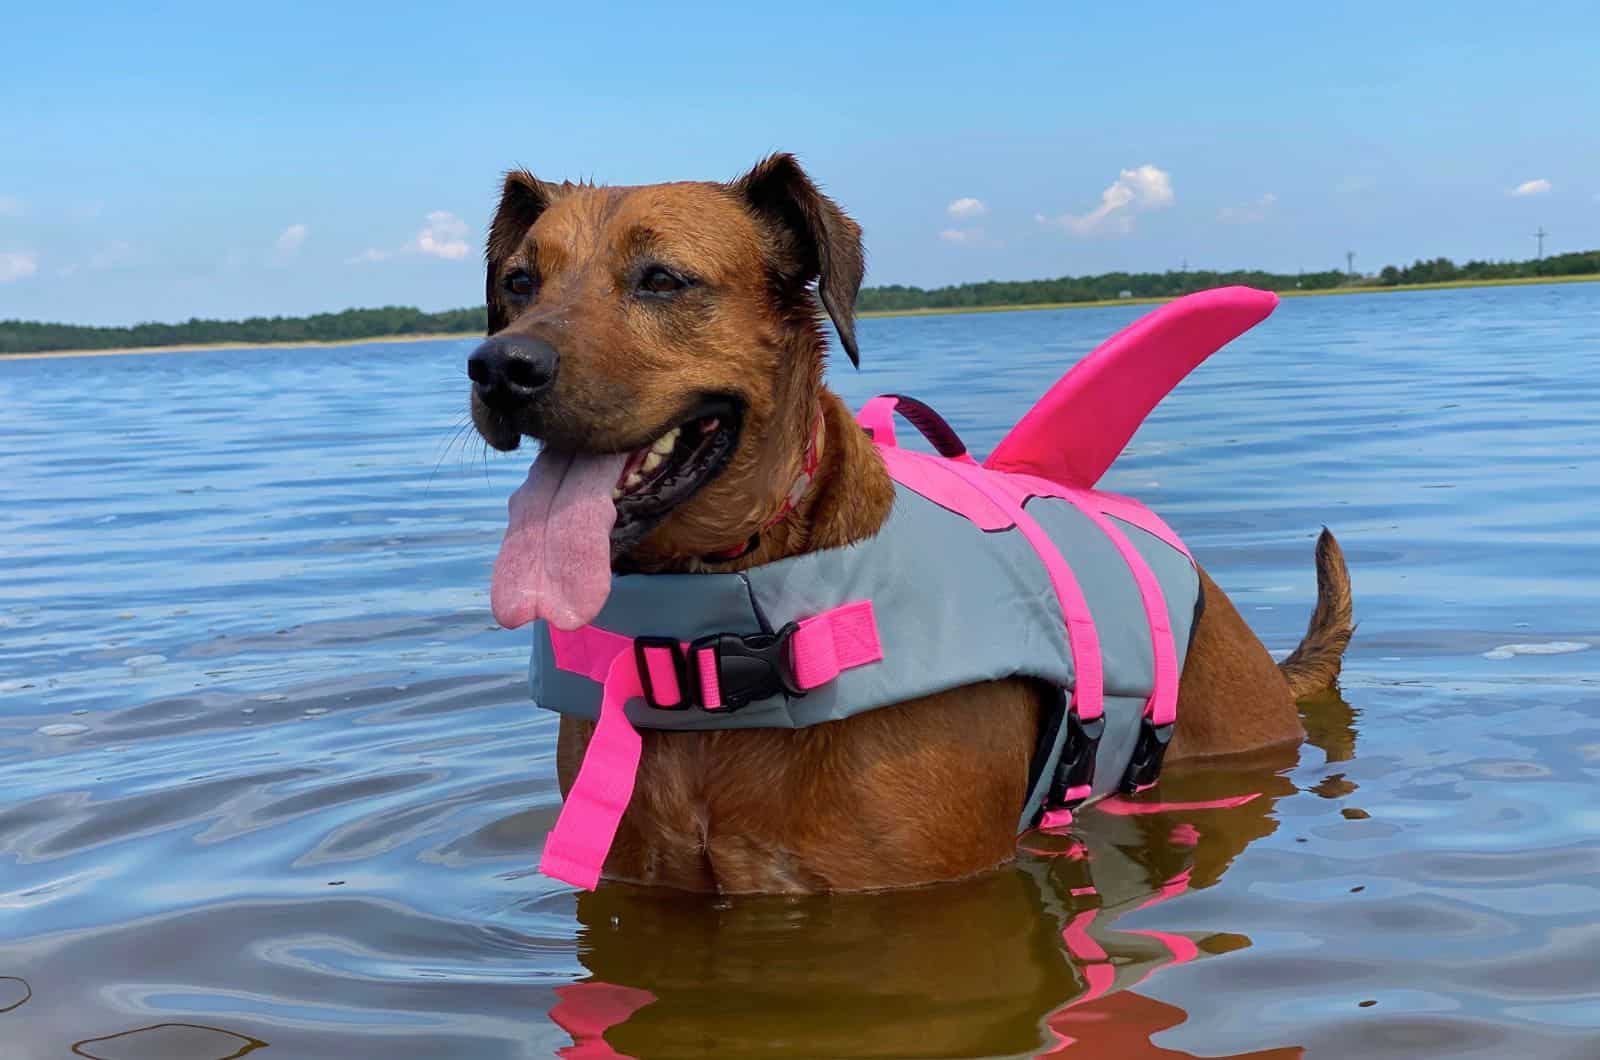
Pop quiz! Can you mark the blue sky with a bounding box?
[3,1,1597,326]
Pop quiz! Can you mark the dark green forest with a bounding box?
[4,250,1597,354]
[0,305,488,356]
[857,249,1600,311]
[1372,248,1600,285]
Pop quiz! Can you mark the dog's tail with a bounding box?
[1277,529,1355,698]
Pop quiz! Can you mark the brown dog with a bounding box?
[469,153,1354,894]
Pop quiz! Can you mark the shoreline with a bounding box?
[856,272,1600,319]
[8,273,1597,360]
[0,331,479,362]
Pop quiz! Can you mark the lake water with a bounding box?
[2,283,1597,1059]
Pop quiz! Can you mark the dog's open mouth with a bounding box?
[490,398,741,632]
[610,400,742,550]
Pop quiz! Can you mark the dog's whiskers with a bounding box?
[424,412,480,495]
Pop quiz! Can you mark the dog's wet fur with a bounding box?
[471,153,1354,893]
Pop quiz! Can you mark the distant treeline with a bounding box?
[857,249,1600,312]
[857,268,1351,311]
[4,249,1598,354]
[0,305,488,356]
[1374,249,1600,286]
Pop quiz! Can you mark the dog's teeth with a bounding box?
[611,486,622,500]
[624,471,643,489]
[651,428,679,455]
[641,451,664,473]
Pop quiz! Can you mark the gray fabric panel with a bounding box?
[530,482,1199,747]
[1017,700,1071,832]
[531,566,785,729]
[1021,500,1201,691]
[1090,693,1149,799]
[746,487,1076,728]
[1013,690,1149,828]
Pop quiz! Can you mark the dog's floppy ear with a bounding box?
[731,153,866,367]
[485,170,555,335]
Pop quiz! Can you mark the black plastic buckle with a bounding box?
[633,636,690,710]
[1045,711,1105,810]
[1120,718,1174,794]
[688,622,804,712]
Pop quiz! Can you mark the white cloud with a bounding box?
[0,194,24,217]
[350,210,473,264]
[413,211,470,260]
[1511,178,1552,197]
[275,223,308,255]
[1219,192,1278,224]
[946,197,987,219]
[0,250,38,283]
[938,227,1002,249]
[1037,164,1175,236]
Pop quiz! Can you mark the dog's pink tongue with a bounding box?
[492,449,629,631]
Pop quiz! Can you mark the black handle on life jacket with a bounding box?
[871,394,971,461]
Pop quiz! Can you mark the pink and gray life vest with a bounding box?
[530,287,1280,890]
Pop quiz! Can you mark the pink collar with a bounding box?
[701,409,823,563]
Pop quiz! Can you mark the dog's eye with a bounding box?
[638,266,687,295]
[503,269,536,298]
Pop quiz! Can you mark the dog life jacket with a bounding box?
[531,287,1280,890]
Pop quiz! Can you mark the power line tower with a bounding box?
[1345,250,1355,278]
[1535,226,1548,260]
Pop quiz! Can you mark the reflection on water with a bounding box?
[556,693,1351,1059]
[0,975,32,1014]
[72,1023,267,1060]
[3,284,1599,1058]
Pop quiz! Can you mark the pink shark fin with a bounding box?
[984,286,1279,488]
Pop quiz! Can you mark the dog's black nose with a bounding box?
[467,336,558,408]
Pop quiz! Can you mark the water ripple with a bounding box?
[3,287,1598,1057]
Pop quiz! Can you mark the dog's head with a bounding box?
[470,154,864,627]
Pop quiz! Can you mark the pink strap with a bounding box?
[857,394,980,465]
[694,647,722,710]
[548,602,884,703]
[1092,490,1191,558]
[550,624,631,683]
[875,446,1014,530]
[1052,491,1180,728]
[1038,807,1076,831]
[640,645,683,708]
[857,395,900,447]
[539,649,645,891]
[788,600,883,689]
[540,601,884,890]
[935,461,1105,723]
[975,469,1186,729]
